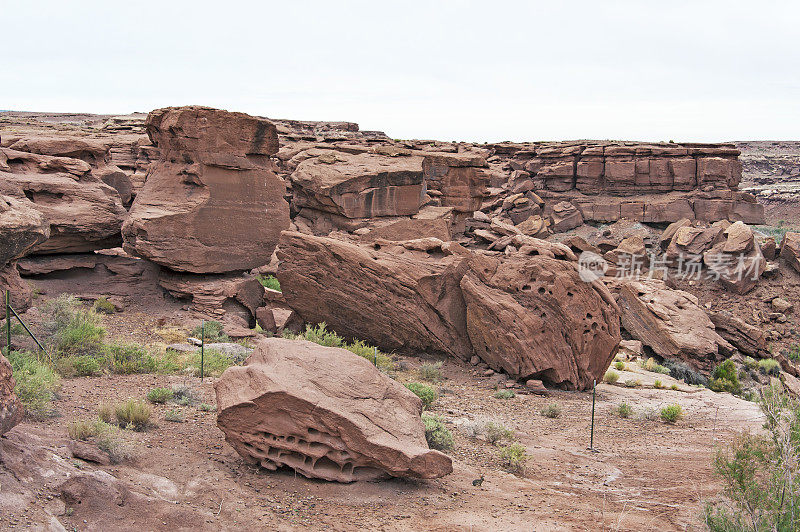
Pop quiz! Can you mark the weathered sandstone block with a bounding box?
[215,338,453,482]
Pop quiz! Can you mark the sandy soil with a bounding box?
[2,339,764,531]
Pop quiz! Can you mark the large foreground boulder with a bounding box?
[277,231,621,389]
[0,353,23,435]
[618,279,732,373]
[122,106,290,273]
[215,338,452,482]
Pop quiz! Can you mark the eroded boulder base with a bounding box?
[215,338,453,482]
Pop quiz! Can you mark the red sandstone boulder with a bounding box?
[215,338,453,482]
[780,232,800,273]
[122,106,289,273]
[158,270,265,323]
[421,153,489,212]
[617,279,732,373]
[703,222,765,294]
[0,195,49,265]
[0,353,23,435]
[291,152,425,218]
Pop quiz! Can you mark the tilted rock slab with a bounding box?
[277,231,621,389]
[780,232,800,273]
[122,106,289,273]
[617,279,732,373]
[215,338,453,482]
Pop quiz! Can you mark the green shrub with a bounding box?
[114,399,152,430]
[190,321,229,343]
[422,414,454,451]
[289,323,393,371]
[7,350,60,417]
[614,360,626,371]
[418,361,443,383]
[171,385,200,406]
[185,349,232,378]
[653,379,664,389]
[405,382,437,409]
[95,424,136,463]
[494,389,516,400]
[758,358,780,376]
[660,404,683,423]
[98,403,114,424]
[56,355,102,377]
[68,419,102,440]
[616,402,633,418]
[257,274,281,292]
[299,322,342,347]
[704,386,800,531]
[342,339,393,371]
[92,297,115,314]
[146,387,174,404]
[624,379,642,388]
[0,322,25,336]
[670,384,679,391]
[164,409,184,422]
[54,309,106,355]
[743,356,759,369]
[199,403,216,412]
[642,357,670,374]
[498,443,528,475]
[604,370,619,384]
[789,344,800,362]
[484,421,514,445]
[103,343,153,374]
[541,403,561,418]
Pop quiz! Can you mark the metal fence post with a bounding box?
[5,291,10,356]
[589,379,596,450]
[200,319,205,382]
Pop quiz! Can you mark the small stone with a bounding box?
[482,369,495,376]
[469,355,480,366]
[771,297,793,313]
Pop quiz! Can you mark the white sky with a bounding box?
[2,0,798,142]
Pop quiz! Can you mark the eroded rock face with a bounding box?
[122,106,290,273]
[421,153,489,212]
[215,338,453,482]
[0,148,127,254]
[277,231,620,389]
[460,254,620,390]
[291,152,425,218]
[0,195,49,265]
[617,279,732,373]
[702,221,765,294]
[0,353,23,436]
[277,231,473,359]
[158,270,265,323]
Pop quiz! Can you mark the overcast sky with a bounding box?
[2,0,798,142]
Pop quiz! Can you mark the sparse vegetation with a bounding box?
[164,409,184,422]
[616,402,633,418]
[660,404,683,424]
[199,403,216,412]
[98,403,114,424]
[604,370,619,384]
[113,399,152,430]
[171,385,200,406]
[405,382,437,409]
[68,418,105,441]
[789,344,800,362]
[154,326,188,344]
[484,421,514,445]
[190,320,229,343]
[92,296,116,314]
[494,389,516,400]
[61,355,100,377]
[422,413,454,451]
[185,348,232,377]
[641,357,670,374]
[498,443,528,475]
[743,355,759,370]
[257,274,281,292]
[704,386,800,531]
[670,384,679,391]
[285,323,394,371]
[146,387,174,404]
[654,379,664,389]
[709,359,742,395]
[664,360,708,386]
[418,361,443,383]
[541,403,561,418]
[758,358,780,377]
[7,350,60,417]
[614,361,626,371]
[624,379,642,388]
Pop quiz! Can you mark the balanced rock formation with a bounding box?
[0,148,127,254]
[291,152,425,218]
[0,353,23,435]
[618,279,732,373]
[122,106,289,273]
[277,231,621,389]
[215,338,453,482]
